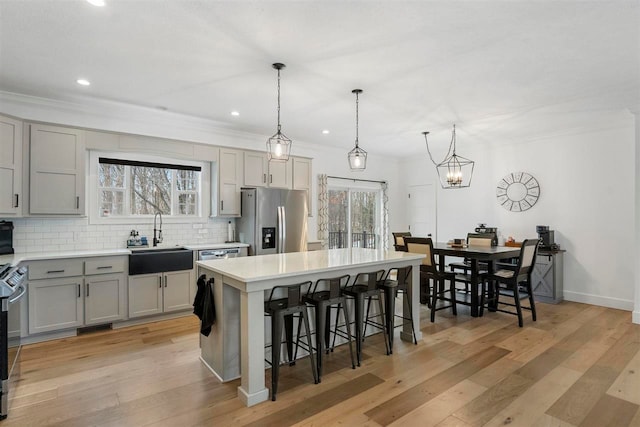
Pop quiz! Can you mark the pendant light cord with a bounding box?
[355,91,359,147]
[424,124,456,166]
[277,67,281,133]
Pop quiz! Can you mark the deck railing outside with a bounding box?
[328,231,377,249]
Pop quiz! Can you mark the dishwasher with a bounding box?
[197,247,247,261]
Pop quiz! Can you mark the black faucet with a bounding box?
[153,212,163,247]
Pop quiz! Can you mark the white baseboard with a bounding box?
[563,291,634,311]
[633,310,640,325]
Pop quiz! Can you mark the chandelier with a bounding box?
[423,124,474,189]
[266,63,291,162]
[348,89,367,171]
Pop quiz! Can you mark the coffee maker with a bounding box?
[536,225,555,250]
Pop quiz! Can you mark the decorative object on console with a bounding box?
[266,63,291,162]
[496,172,540,212]
[348,89,367,171]
[422,124,475,189]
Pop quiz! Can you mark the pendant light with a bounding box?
[348,89,367,171]
[423,124,475,189]
[266,63,291,162]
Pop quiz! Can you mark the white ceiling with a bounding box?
[1,0,638,158]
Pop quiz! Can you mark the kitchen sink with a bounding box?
[129,247,194,275]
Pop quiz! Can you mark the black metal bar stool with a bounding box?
[366,266,418,353]
[340,270,389,366]
[299,274,356,382]
[264,281,318,401]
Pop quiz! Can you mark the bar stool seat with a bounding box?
[340,270,389,366]
[300,274,356,382]
[264,281,318,401]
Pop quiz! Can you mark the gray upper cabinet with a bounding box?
[292,157,312,216]
[0,115,23,216]
[218,148,243,216]
[244,151,292,189]
[29,124,85,215]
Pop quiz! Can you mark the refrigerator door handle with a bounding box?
[280,206,286,253]
[277,206,285,253]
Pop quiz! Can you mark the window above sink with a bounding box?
[88,151,211,225]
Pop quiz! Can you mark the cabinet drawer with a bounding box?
[85,256,126,275]
[28,259,84,280]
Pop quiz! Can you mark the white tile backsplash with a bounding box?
[10,217,232,253]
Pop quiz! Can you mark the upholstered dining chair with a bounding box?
[404,237,462,322]
[392,232,411,252]
[482,239,539,327]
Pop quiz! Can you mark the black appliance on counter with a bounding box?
[472,224,498,246]
[0,263,27,420]
[0,222,13,256]
[536,225,556,251]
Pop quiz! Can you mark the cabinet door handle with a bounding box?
[164,276,167,287]
[96,266,113,270]
[263,173,266,183]
[270,174,273,184]
[76,196,80,209]
[77,284,81,298]
[14,194,19,208]
[221,200,224,211]
[159,276,162,288]
[86,283,90,297]
[47,269,65,274]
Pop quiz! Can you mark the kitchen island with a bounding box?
[196,248,425,407]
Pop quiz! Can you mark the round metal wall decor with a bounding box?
[496,172,540,212]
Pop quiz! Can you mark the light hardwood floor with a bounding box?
[5,301,640,427]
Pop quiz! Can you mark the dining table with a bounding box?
[431,242,522,317]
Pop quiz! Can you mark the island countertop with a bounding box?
[196,247,425,284]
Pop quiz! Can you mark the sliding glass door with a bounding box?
[328,186,381,249]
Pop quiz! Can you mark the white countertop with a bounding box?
[0,242,250,267]
[196,248,425,283]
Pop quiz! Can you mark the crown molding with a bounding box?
[0,90,321,154]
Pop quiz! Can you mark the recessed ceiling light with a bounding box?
[322,130,330,135]
[87,0,106,6]
[231,111,240,116]
[76,79,91,86]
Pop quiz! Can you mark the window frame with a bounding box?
[327,178,383,249]
[89,150,210,225]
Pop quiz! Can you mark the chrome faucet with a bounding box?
[153,212,163,247]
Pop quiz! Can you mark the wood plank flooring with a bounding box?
[5,301,640,427]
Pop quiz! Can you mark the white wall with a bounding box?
[400,112,636,311]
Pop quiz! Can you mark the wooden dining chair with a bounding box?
[482,239,539,327]
[404,237,462,322]
[392,232,412,252]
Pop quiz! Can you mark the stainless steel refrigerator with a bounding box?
[237,187,308,255]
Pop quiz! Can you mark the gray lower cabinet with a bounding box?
[28,276,84,334]
[531,251,564,304]
[84,273,126,325]
[28,255,127,334]
[128,270,193,318]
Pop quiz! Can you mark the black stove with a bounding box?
[0,263,26,420]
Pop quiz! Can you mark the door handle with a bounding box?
[14,194,19,208]
[164,276,168,287]
[270,174,273,184]
[86,283,90,297]
[263,173,266,183]
[76,196,80,209]
[159,276,162,288]
[221,200,224,211]
[47,270,65,274]
[97,266,112,270]
[77,284,81,298]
